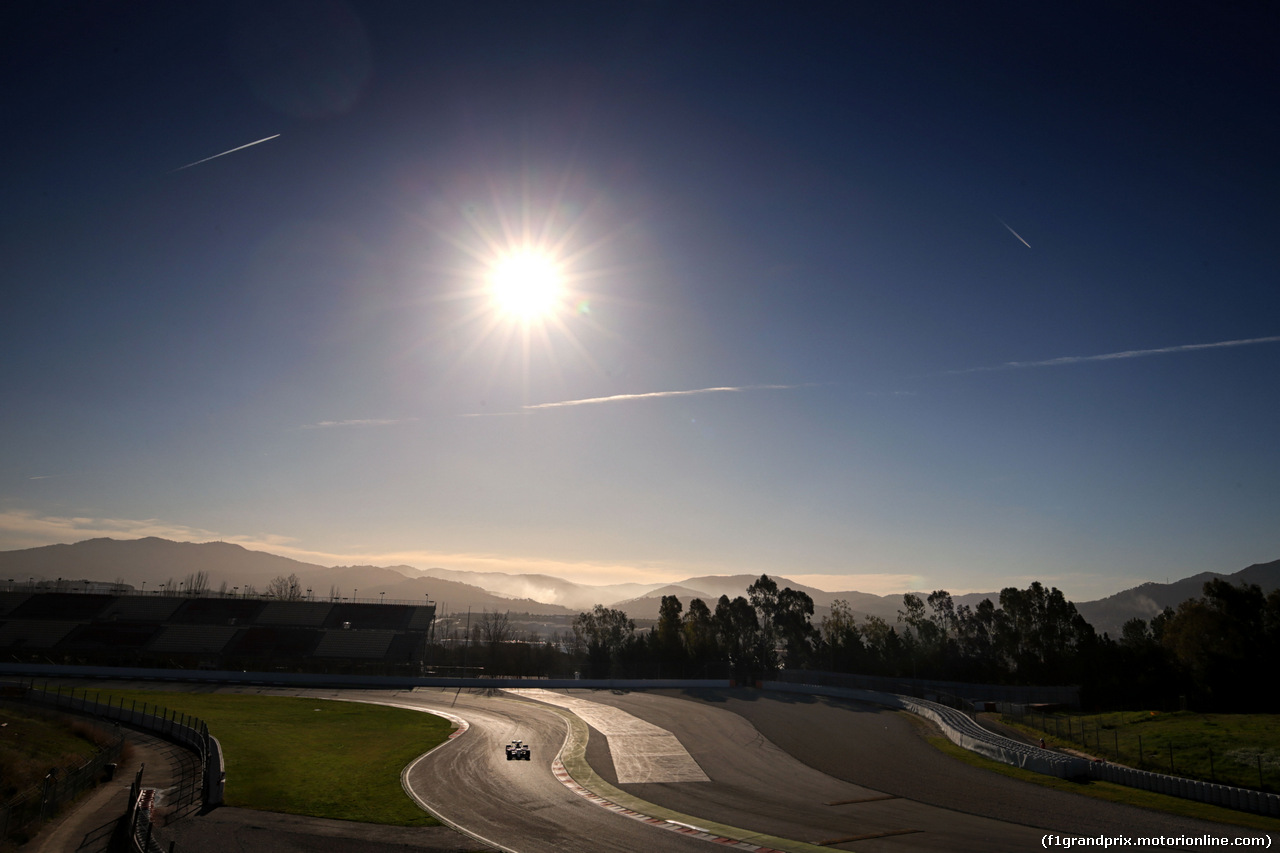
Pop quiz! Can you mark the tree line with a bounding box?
[556,574,1280,712]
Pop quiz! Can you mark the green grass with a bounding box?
[903,713,1280,833]
[0,706,112,800]
[1001,710,1280,792]
[83,690,452,826]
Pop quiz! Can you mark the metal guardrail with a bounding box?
[0,679,225,851]
[0,717,124,846]
[764,679,1280,816]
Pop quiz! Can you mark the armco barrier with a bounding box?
[764,680,1087,778]
[764,681,1280,816]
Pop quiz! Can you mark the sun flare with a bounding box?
[488,250,563,321]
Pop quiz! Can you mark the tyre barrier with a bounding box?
[764,681,1280,816]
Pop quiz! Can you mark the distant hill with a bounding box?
[1075,559,1280,638]
[411,566,657,611]
[2,538,1277,634]
[0,538,574,616]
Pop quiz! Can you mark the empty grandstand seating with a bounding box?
[169,597,266,626]
[257,601,332,627]
[62,622,162,650]
[313,629,396,659]
[0,592,32,617]
[0,620,80,648]
[323,603,412,631]
[100,596,184,622]
[0,592,434,670]
[148,624,241,654]
[225,626,322,658]
[407,607,436,631]
[8,592,113,621]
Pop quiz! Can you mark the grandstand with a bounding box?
[0,591,435,674]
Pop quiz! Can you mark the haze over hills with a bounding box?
[1,538,1277,637]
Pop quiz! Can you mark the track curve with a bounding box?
[54,679,1273,852]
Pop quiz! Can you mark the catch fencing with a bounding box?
[998,703,1279,796]
[0,680,225,851]
[0,716,124,846]
[767,679,1280,817]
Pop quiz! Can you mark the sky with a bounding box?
[2,1,1278,602]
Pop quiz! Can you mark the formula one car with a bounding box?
[505,740,531,761]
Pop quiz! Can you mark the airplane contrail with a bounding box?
[462,384,812,415]
[522,384,807,410]
[172,133,280,172]
[998,217,1031,249]
[951,335,1280,374]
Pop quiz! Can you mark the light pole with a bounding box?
[380,592,385,605]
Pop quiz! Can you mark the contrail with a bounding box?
[952,335,1280,374]
[998,217,1031,249]
[502,384,809,412]
[299,417,418,429]
[172,133,280,172]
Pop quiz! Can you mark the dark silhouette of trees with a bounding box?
[1157,579,1280,710]
[552,574,1278,711]
[266,573,304,600]
[573,605,636,677]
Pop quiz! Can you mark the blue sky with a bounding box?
[2,2,1277,600]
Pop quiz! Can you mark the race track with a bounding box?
[58,680,1273,852]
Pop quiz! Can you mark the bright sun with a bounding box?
[488,250,563,321]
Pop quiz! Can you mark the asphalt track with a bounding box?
[51,681,1276,852]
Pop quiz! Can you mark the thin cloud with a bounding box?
[952,335,1280,374]
[300,418,418,430]
[522,384,810,411]
[171,133,280,172]
[998,217,1031,249]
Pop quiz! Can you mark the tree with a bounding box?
[715,594,761,681]
[773,586,816,668]
[266,573,304,600]
[573,605,636,677]
[655,595,686,676]
[682,598,719,675]
[184,570,210,596]
[1160,580,1279,710]
[820,599,865,672]
[746,575,816,672]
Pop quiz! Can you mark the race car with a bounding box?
[505,739,531,761]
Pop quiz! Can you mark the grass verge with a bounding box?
[0,705,115,798]
[999,710,1280,793]
[88,690,451,826]
[904,714,1280,833]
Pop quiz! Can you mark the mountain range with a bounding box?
[1,537,1277,638]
